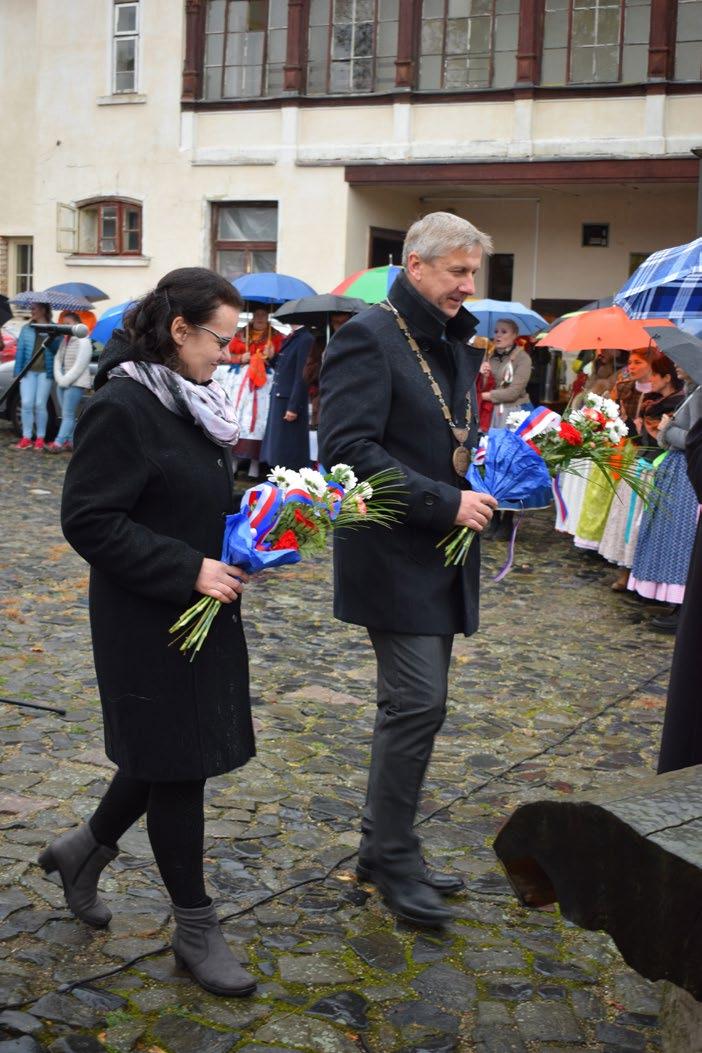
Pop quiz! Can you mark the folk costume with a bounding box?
[218,323,283,463]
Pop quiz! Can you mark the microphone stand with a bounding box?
[0,332,51,411]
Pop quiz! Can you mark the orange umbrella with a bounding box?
[58,309,97,332]
[535,306,673,353]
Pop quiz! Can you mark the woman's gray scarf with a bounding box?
[109,361,240,447]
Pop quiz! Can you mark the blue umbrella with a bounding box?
[46,281,109,302]
[465,299,547,338]
[233,272,316,306]
[11,289,93,312]
[614,236,702,320]
[92,300,136,345]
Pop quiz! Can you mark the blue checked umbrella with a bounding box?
[11,288,93,312]
[614,236,702,320]
[46,281,109,302]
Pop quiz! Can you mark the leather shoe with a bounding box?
[356,858,465,896]
[650,606,680,633]
[375,873,452,928]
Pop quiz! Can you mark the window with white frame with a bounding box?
[57,199,143,256]
[113,1,139,93]
[212,203,278,280]
[13,242,33,295]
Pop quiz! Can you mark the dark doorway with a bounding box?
[369,227,406,267]
[487,253,514,301]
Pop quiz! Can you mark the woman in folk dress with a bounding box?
[220,304,283,478]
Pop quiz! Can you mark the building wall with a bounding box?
[3,0,699,311]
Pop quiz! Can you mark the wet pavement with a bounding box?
[0,425,675,1052]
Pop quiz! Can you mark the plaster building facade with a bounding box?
[0,0,700,314]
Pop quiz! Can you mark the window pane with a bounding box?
[354,21,374,56]
[115,38,136,91]
[268,27,286,63]
[375,54,396,88]
[624,0,651,44]
[446,19,468,55]
[593,42,620,79]
[353,56,374,89]
[217,249,248,281]
[218,205,278,241]
[115,3,137,34]
[423,0,444,16]
[541,45,567,83]
[207,0,227,32]
[310,0,329,25]
[421,19,445,54]
[334,0,354,21]
[330,59,351,90]
[494,12,518,51]
[493,47,516,85]
[621,41,648,80]
[419,52,442,87]
[251,250,276,272]
[356,0,375,18]
[572,9,596,46]
[78,209,98,254]
[377,18,397,56]
[543,8,568,47]
[333,24,353,58]
[570,46,595,81]
[204,66,223,98]
[205,32,225,65]
[379,0,399,20]
[269,0,287,28]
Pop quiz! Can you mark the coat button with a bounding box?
[424,494,435,506]
[217,457,224,467]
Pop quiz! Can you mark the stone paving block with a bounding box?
[514,1002,584,1043]
[150,1014,239,1053]
[102,1020,145,1053]
[410,962,477,1011]
[28,995,100,1029]
[308,990,369,1028]
[348,932,406,973]
[277,954,356,984]
[255,1013,359,1053]
[474,1024,528,1053]
[47,1036,105,1053]
[0,1039,47,1053]
[595,1021,647,1051]
[477,1003,512,1026]
[0,1014,41,1037]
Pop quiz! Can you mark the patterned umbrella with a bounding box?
[46,281,109,302]
[331,265,402,304]
[11,289,93,312]
[233,272,316,306]
[614,237,702,320]
[465,298,547,338]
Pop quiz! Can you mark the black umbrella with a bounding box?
[272,294,367,330]
[0,295,11,327]
[644,325,702,387]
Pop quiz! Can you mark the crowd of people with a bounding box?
[553,345,700,634]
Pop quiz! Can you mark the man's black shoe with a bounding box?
[375,874,453,928]
[650,606,680,633]
[356,858,465,895]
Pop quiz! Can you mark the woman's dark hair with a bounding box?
[123,267,243,365]
[33,303,52,323]
[650,352,684,390]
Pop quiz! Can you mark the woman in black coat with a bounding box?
[36,268,257,998]
[261,325,313,469]
[658,415,702,774]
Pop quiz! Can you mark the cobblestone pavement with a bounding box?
[0,428,675,1053]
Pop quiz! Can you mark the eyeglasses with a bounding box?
[192,323,233,350]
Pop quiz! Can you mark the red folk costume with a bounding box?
[216,325,284,459]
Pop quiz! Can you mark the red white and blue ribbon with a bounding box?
[243,483,282,544]
[515,406,561,443]
[552,475,568,525]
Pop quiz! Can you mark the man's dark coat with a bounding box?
[61,334,255,782]
[318,272,484,636]
[659,417,702,773]
[261,327,313,470]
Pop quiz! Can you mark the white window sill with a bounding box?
[65,256,151,267]
[97,93,147,106]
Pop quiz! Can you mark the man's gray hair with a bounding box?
[402,211,493,267]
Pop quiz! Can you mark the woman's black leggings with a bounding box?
[89,771,208,909]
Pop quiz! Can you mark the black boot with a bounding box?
[650,605,680,633]
[172,902,257,997]
[38,823,117,927]
[375,870,453,928]
[357,854,465,896]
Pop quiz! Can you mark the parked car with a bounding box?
[0,346,99,440]
[0,321,20,363]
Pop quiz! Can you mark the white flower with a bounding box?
[299,467,327,497]
[568,409,586,426]
[505,409,530,432]
[585,392,605,410]
[282,469,306,493]
[358,480,373,500]
[601,398,620,421]
[267,465,289,488]
[606,419,628,442]
[329,463,358,490]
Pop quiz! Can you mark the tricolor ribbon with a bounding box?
[244,483,282,545]
[515,405,562,444]
[552,474,568,526]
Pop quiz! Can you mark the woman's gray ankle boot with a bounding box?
[172,902,257,997]
[38,823,117,928]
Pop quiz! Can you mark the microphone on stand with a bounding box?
[30,322,90,338]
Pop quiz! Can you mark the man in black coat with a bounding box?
[261,326,313,470]
[319,212,497,926]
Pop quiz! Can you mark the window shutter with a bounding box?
[56,203,78,253]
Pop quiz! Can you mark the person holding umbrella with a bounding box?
[12,302,61,450]
[260,324,314,471]
[47,311,93,452]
